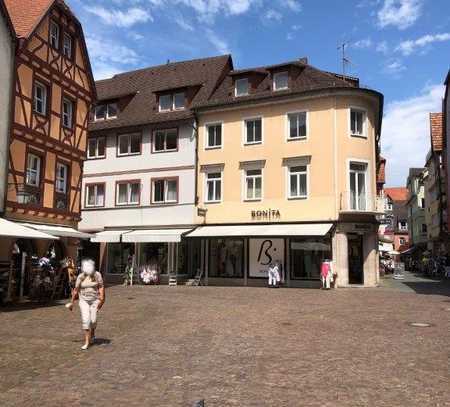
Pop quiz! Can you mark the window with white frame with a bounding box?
[244,118,262,144]
[152,178,178,204]
[287,112,307,140]
[273,71,289,91]
[87,137,106,159]
[116,181,140,206]
[153,129,177,152]
[86,183,105,207]
[235,78,249,97]
[398,220,407,231]
[206,123,222,149]
[350,108,366,137]
[244,169,262,200]
[288,165,308,199]
[349,162,367,210]
[26,153,41,187]
[63,33,72,58]
[158,92,185,112]
[49,21,60,49]
[62,97,74,128]
[94,103,117,121]
[55,163,68,194]
[117,133,141,156]
[205,172,222,203]
[34,82,47,115]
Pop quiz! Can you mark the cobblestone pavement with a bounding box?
[1,280,449,407]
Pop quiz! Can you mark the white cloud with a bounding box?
[205,29,230,54]
[376,40,389,54]
[396,33,450,56]
[281,0,302,12]
[382,84,444,186]
[383,59,406,75]
[264,9,283,22]
[174,15,195,31]
[377,0,423,30]
[353,38,372,49]
[84,6,152,27]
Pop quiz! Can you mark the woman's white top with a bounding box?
[75,272,104,301]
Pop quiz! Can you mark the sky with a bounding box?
[68,0,450,187]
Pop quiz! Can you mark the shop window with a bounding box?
[107,243,135,274]
[206,123,222,149]
[87,137,106,159]
[153,129,178,152]
[209,238,244,278]
[244,117,262,144]
[139,243,168,275]
[287,112,307,140]
[117,133,141,156]
[290,239,332,280]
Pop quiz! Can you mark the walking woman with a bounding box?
[68,259,105,350]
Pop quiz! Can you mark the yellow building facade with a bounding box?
[191,63,383,287]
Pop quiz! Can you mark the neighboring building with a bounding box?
[79,56,231,279]
[0,0,15,214]
[406,168,427,249]
[384,187,409,252]
[0,0,95,299]
[189,58,384,287]
[377,156,393,235]
[424,113,446,255]
[443,70,450,244]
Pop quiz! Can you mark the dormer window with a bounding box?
[159,92,185,112]
[273,71,289,91]
[50,21,60,49]
[235,78,249,97]
[94,103,117,121]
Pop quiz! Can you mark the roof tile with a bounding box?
[4,0,53,38]
[385,187,409,202]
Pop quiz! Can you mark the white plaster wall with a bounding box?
[0,15,13,213]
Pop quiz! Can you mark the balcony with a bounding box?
[340,191,384,214]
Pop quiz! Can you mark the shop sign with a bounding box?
[249,238,284,278]
[197,208,208,217]
[251,209,281,221]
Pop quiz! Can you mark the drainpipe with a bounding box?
[192,113,199,208]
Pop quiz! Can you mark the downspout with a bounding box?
[192,113,199,211]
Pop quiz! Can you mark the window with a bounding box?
[63,33,72,58]
[152,178,178,204]
[205,172,222,203]
[244,118,262,144]
[288,165,307,199]
[62,97,74,128]
[49,21,60,49]
[273,71,289,91]
[26,153,41,187]
[287,112,307,140]
[399,237,406,245]
[420,198,425,209]
[34,82,47,115]
[399,221,407,231]
[244,169,262,201]
[290,239,332,280]
[421,224,427,233]
[94,103,117,121]
[87,137,106,159]
[385,199,393,211]
[350,162,367,210]
[116,181,140,206]
[153,129,177,152]
[206,123,222,149]
[55,163,68,193]
[117,133,141,156]
[158,93,185,112]
[350,108,366,137]
[235,78,249,97]
[85,183,105,208]
[209,238,244,278]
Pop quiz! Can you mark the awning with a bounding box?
[91,230,131,243]
[0,218,58,240]
[186,223,333,238]
[379,242,394,253]
[122,228,192,243]
[20,223,92,239]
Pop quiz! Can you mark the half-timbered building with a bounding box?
[0,0,95,301]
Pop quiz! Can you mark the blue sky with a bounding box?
[68,0,450,186]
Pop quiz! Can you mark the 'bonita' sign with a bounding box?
[251,209,281,221]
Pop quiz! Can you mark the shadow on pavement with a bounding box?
[401,281,450,297]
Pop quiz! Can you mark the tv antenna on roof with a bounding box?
[337,42,351,81]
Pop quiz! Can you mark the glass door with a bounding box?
[350,163,367,210]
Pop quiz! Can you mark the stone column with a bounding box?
[363,232,378,287]
[333,231,348,287]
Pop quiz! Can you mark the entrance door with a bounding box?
[348,233,364,284]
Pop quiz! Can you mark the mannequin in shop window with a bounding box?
[268,260,281,288]
[321,259,334,289]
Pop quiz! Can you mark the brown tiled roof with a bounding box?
[196,60,359,109]
[377,156,386,184]
[0,0,15,37]
[89,55,232,132]
[430,112,443,152]
[4,0,53,38]
[385,187,409,202]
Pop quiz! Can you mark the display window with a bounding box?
[209,238,244,278]
[290,238,332,280]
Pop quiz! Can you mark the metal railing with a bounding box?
[340,191,383,213]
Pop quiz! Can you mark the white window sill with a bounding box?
[244,141,262,146]
[205,200,222,204]
[205,146,222,150]
[244,198,262,202]
[287,136,307,142]
[287,196,308,200]
[117,152,141,157]
[350,133,367,139]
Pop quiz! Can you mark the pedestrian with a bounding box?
[67,259,105,350]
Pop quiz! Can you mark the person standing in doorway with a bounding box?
[68,259,105,350]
